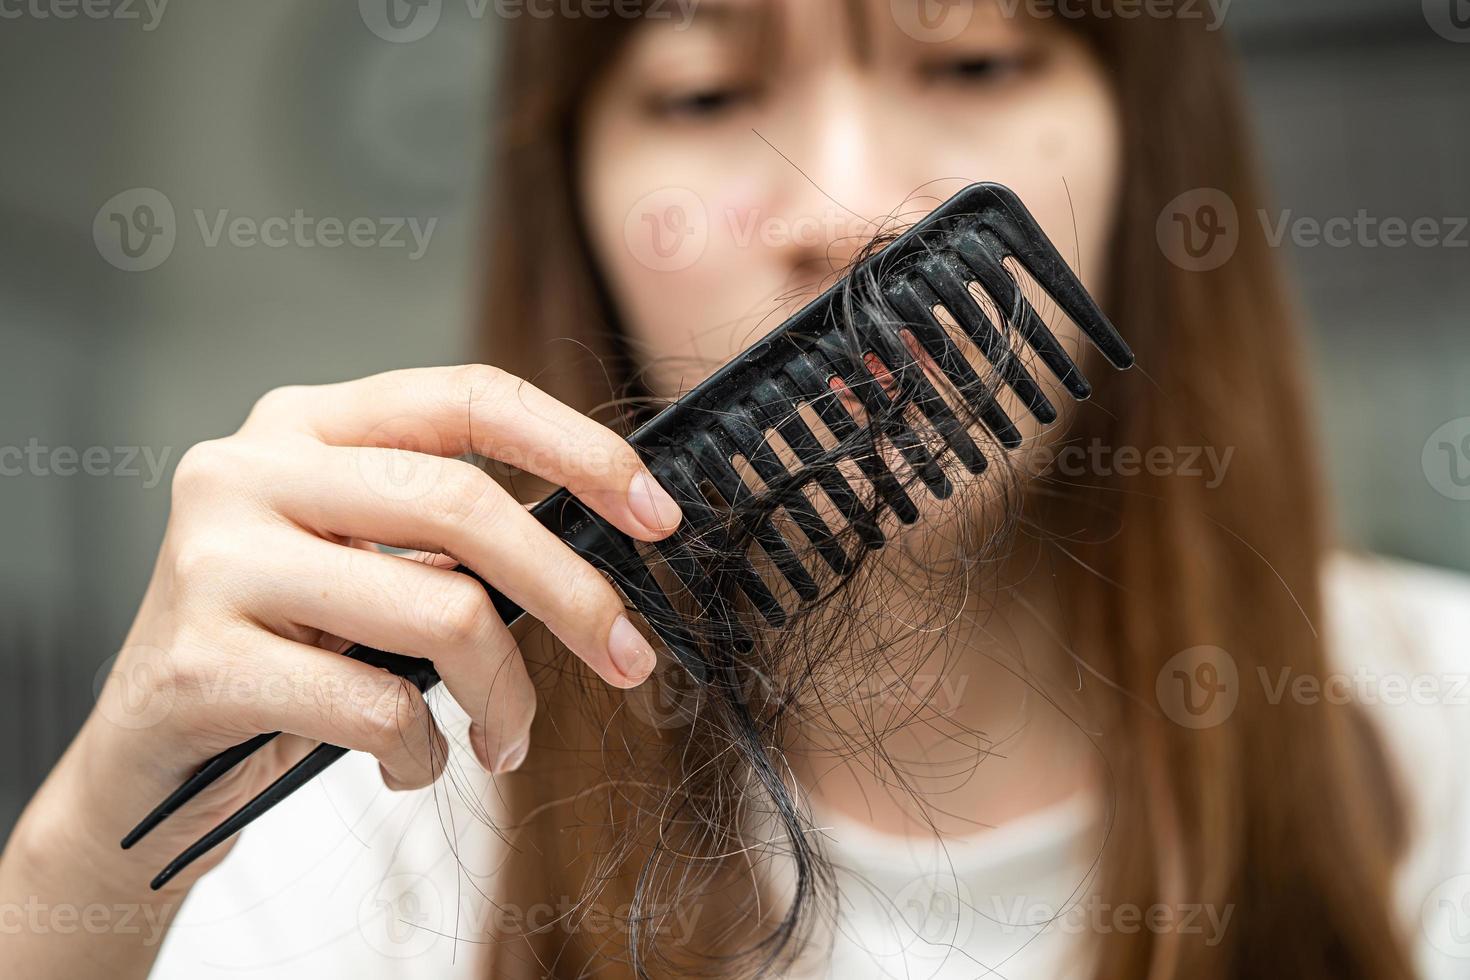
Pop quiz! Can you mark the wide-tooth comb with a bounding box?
[123,183,1134,889]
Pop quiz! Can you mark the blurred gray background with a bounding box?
[1,0,1466,838]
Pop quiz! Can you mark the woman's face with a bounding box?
[578,0,1122,421]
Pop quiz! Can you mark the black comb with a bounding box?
[122,183,1133,889]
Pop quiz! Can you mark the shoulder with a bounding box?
[1322,551,1470,977]
[1321,552,1470,755]
[149,692,504,979]
[1324,551,1470,663]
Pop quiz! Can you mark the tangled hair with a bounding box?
[471,5,1416,980]
[477,220,1037,976]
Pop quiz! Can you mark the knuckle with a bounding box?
[170,529,240,583]
[160,650,209,700]
[152,638,239,724]
[420,577,494,647]
[354,679,423,754]
[171,439,234,499]
[248,384,307,423]
[573,437,639,488]
[419,461,494,530]
[555,560,622,626]
[450,363,509,403]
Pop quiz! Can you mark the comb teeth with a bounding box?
[786,353,921,526]
[949,230,1090,399]
[814,331,954,501]
[755,376,886,550]
[648,461,755,653]
[603,185,1134,646]
[723,409,855,578]
[654,458,787,629]
[912,255,1057,425]
[886,276,1026,449]
[687,430,821,603]
[854,306,989,476]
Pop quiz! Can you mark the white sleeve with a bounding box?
[1325,555,1470,980]
[148,692,506,979]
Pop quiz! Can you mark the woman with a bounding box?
[5,2,1468,978]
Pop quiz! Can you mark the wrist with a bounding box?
[6,725,198,906]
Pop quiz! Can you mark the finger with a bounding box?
[248,536,536,774]
[266,446,659,689]
[189,633,450,792]
[244,365,683,541]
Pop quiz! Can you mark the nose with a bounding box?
[768,78,921,285]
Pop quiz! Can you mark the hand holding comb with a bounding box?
[122,182,1134,889]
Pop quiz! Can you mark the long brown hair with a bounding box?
[476,6,1412,979]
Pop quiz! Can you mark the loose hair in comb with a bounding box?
[120,182,1134,901]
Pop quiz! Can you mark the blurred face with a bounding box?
[577,1,1122,820]
[578,0,1122,417]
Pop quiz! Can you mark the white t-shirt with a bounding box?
[149,554,1470,979]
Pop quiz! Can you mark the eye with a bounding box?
[648,84,760,121]
[922,50,1038,88]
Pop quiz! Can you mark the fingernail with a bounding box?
[494,736,529,774]
[608,615,657,683]
[627,470,682,534]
